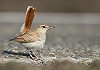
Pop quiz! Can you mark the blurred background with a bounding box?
[0,0,100,41]
[0,0,100,70]
[1,0,100,12]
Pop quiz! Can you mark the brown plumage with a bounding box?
[9,6,55,48]
[21,6,35,34]
[8,6,55,60]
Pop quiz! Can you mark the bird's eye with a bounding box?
[42,26,45,28]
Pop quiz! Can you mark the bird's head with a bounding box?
[37,24,55,33]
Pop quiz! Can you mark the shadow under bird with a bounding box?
[9,6,55,59]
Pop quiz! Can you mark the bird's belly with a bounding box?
[22,40,45,48]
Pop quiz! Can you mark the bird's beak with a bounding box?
[49,26,55,29]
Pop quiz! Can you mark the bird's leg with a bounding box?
[28,50,38,60]
[24,47,45,65]
[25,47,38,60]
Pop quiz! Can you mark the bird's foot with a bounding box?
[28,51,46,65]
[28,51,38,60]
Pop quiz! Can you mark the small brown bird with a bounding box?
[9,6,55,59]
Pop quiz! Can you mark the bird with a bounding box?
[9,6,55,59]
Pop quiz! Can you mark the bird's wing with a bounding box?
[13,33,39,43]
[20,6,35,34]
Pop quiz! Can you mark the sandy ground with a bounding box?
[0,23,100,70]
